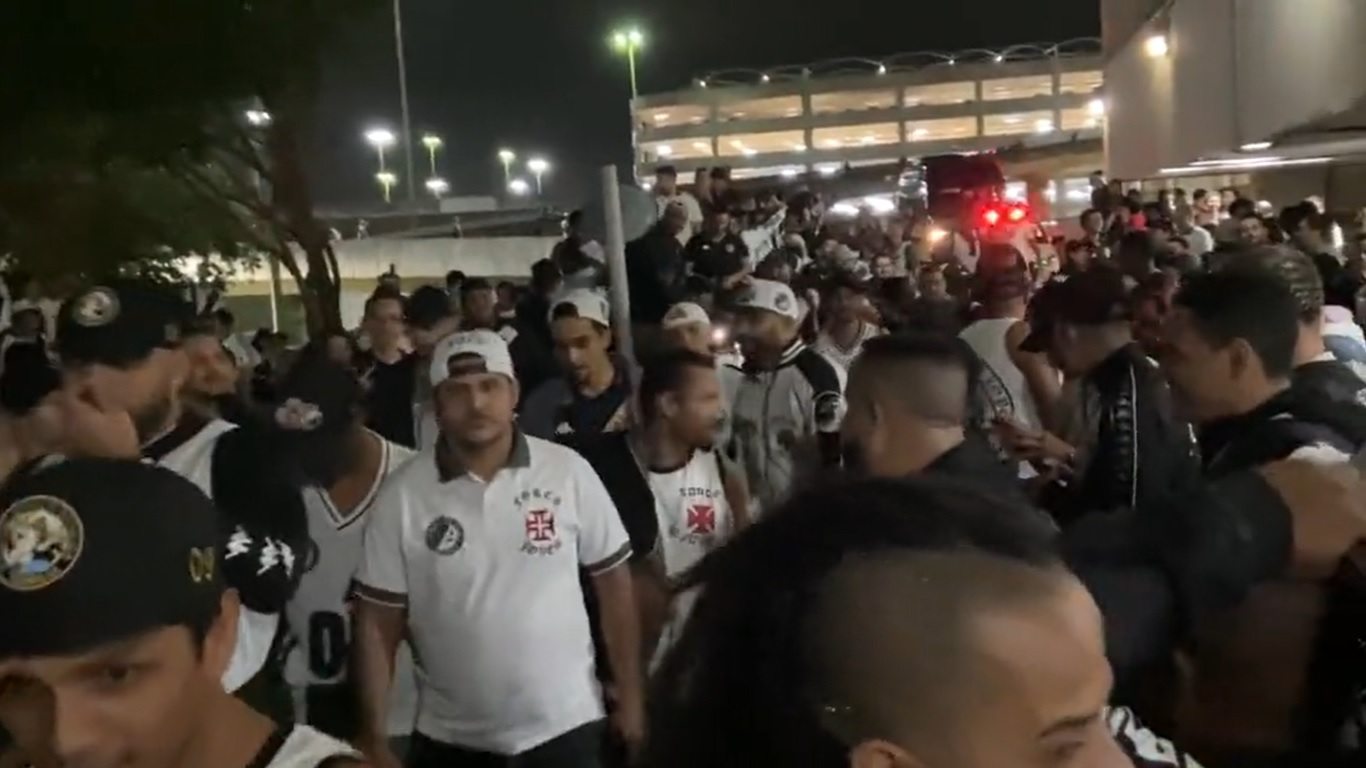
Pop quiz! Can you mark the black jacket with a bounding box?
[1294,357,1366,411]
[1046,344,1199,527]
[626,225,687,324]
[925,430,1031,506]
[1199,387,1366,477]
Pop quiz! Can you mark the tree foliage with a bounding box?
[0,0,383,333]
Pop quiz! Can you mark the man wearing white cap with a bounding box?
[727,279,846,513]
[352,329,644,768]
[661,302,743,448]
[522,289,635,449]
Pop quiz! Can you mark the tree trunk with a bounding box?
[263,97,341,339]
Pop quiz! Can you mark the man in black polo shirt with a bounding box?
[520,289,633,450]
[685,207,749,286]
[362,286,457,449]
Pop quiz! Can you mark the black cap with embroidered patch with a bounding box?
[57,280,192,368]
[0,459,223,659]
[273,354,361,438]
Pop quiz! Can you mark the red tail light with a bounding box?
[979,202,1030,229]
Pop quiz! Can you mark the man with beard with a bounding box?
[22,281,308,716]
[0,459,363,768]
[275,353,420,749]
[575,349,750,670]
[728,278,845,513]
[840,333,1026,503]
[352,330,643,768]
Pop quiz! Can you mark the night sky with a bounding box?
[308,0,1100,209]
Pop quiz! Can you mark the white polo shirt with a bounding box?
[354,431,631,755]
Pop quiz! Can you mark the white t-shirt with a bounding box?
[285,435,419,736]
[646,448,735,669]
[813,321,883,373]
[354,433,631,754]
[1181,225,1215,257]
[223,333,261,369]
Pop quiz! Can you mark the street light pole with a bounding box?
[527,157,549,197]
[377,172,398,204]
[498,149,516,187]
[611,28,644,99]
[365,128,397,179]
[392,0,417,203]
[626,38,639,99]
[422,134,443,177]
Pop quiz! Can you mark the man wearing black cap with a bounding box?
[1019,268,1199,526]
[0,459,362,768]
[35,280,308,712]
[275,353,420,745]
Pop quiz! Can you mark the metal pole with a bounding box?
[600,165,634,366]
[627,46,639,100]
[268,255,283,332]
[393,0,417,203]
[377,146,387,174]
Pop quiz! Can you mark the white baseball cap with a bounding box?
[429,329,516,387]
[548,288,611,327]
[661,302,710,330]
[732,279,801,321]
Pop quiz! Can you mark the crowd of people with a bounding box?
[1,166,1366,768]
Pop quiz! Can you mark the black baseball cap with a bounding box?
[0,459,223,658]
[272,354,361,438]
[1053,267,1132,326]
[1020,278,1068,354]
[405,285,453,330]
[57,280,193,368]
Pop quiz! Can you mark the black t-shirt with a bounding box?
[570,432,658,690]
[685,233,748,280]
[361,353,417,448]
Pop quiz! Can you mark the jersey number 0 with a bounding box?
[308,612,349,680]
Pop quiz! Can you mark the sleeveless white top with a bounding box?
[646,449,735,671]
[959,317,1044,433]
[284,436,420,735]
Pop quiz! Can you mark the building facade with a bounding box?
[632,40,1106,186]
[1103,0,1366,209]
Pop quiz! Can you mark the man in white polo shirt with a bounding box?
[351,329,643,768]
